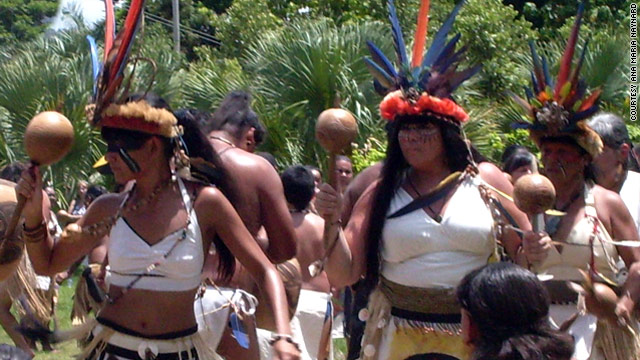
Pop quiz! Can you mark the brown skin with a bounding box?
[316,123,532,288]
[16,136,299,359]
[530,141,640,323]
[334,159,353,195]
[289,207,330,293]
[340,161,383,224]
[591,143,630,192]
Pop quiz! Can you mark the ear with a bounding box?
[461,309,480,346]
[243,127,257,152]
[619,143,631,162]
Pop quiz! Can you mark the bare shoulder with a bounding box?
[592,184,626,208]
[305,212,325,228]
[477,162,506,184]
[82,192,126,223]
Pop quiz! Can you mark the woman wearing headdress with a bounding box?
[315,1,535,359]
[15,93,301,360]
[510,4,640,359]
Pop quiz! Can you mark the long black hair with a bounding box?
[457,262,574,360]
[362,114,480,290]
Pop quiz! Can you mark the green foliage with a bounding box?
[181,50,249,111]
[507,0,629,40]
[0,0,58,45]
[244,20,392,170]
[212,0,282,59]
[351,137,387,173]
[133,0,218,59]
[435,0,538,98]
[0,29,103,199]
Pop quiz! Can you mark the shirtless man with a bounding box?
[281,165,331,360]
[193,93,297,358]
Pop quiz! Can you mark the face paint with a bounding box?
[118,148,141,173]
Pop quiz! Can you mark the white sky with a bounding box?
[50,0,107,31]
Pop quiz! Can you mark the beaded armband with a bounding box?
[22,221,47,243]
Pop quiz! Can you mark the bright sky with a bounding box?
[50,0,106,31]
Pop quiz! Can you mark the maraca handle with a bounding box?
[532,213,545,233]
[3,193,26,241]
[327,153,337,188]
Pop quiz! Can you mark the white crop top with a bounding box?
[106,178,205,292]
[381,175,496,288]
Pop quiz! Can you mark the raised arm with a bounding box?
[16,166,112,276]
[257,161,297,263]
[198,186,299,360]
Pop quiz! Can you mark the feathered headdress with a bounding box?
[364,0,481,124]
[86,0,178,138]
[510,2,603,157]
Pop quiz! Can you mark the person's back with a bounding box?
[282,165,332,360]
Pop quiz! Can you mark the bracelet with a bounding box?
[268,333,301,352]
[22,221,47,243]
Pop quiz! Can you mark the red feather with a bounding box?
[578,89,601,112]
[554,4,584,100]
[104,0,115,61]
[411,0,430,68]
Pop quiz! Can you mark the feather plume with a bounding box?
[529,41,545,93]
[564,40,589,108]
[86,35,100,100]
[388,0,408,70]
[554,2,584,100]
[103,0,115,61]
[542,55,553,89]
[95,0,146,116]
[366,41,398,80]
[364,58,395,89]
[430,33,462,72]
[411,0,430,68]
[422,0,465,69]
[577,89,601,112]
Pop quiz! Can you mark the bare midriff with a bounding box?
[98,286,198,336]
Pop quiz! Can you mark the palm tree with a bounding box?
[243,19,393,170]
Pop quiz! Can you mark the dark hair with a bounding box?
[204,91,266,145]
[501,145,527,165]
[174,108,235,281]
[281,165,315,211]
[502,148,536,175]
[0,162,28,183]
[362,114,479,290]
[457,262,574,360]
[86,185,108,201]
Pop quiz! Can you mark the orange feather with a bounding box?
[411,0,430,68]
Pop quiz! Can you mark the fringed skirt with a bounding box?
[80,318,222,360]
[359,278,471,360]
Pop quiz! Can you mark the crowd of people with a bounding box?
[0,1,639,360]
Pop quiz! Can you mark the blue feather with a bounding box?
[529,41,545,92]
[373,79,389,95]
[86,35,101,100]
[366,41,398,80]
[524,86,534,100]
[422,0,466,69]
[364,57,395,89]
[431,33,461,69]
[388,0,408,68]
[530,71,538,94]
[542,56,553,89]
[571,105,599,122]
